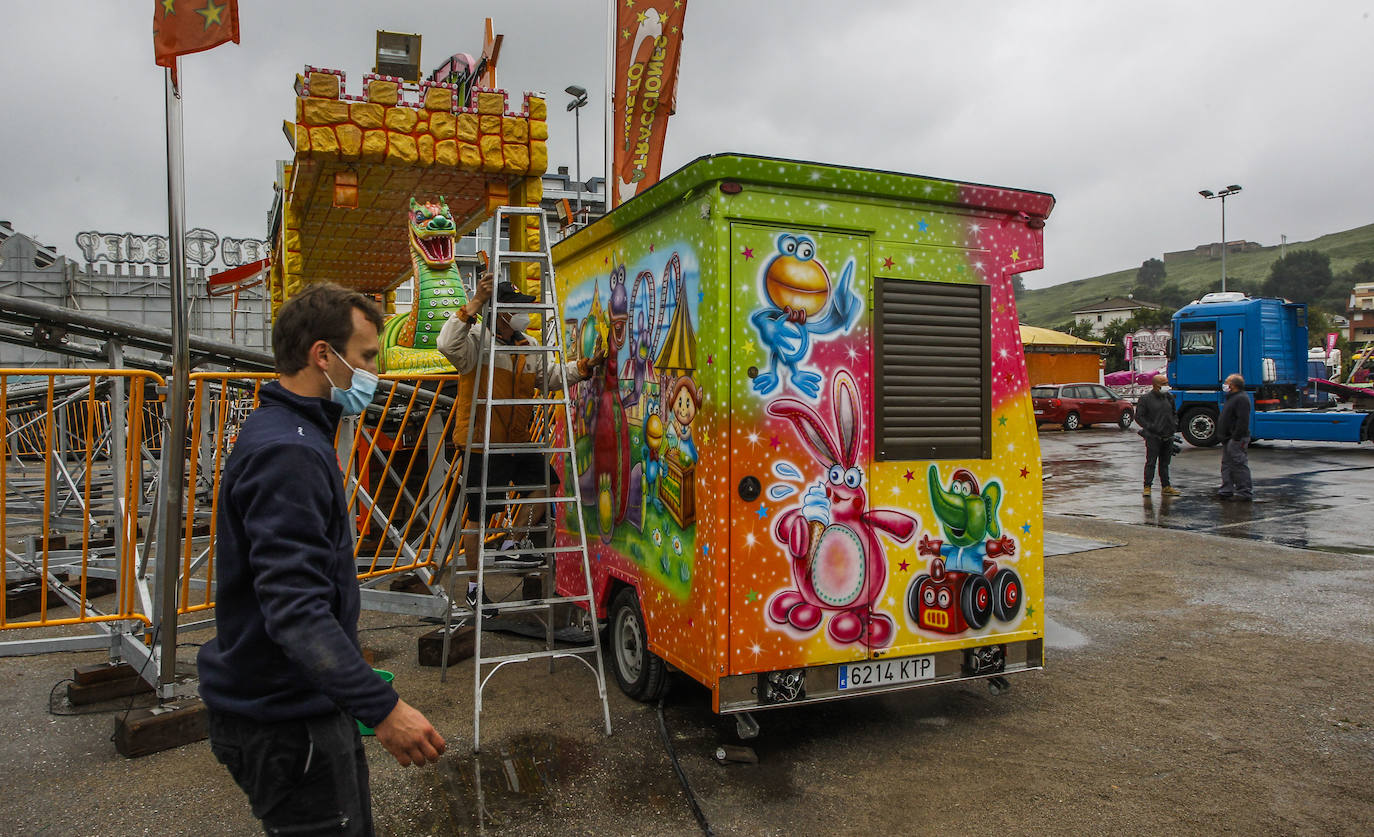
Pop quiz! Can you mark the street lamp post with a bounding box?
[565,85,589,215]
[1199,185,1242,293]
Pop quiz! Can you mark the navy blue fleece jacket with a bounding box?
[196,382,398,728]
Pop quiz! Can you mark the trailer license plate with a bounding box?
[838,655,934,691]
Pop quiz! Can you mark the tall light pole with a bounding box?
[566,85,588,214]
[1199,185,1242,293]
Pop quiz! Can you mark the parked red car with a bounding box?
[1032,383,1134,430]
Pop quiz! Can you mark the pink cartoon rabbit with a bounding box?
[765,371,918,647]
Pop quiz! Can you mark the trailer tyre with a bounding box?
[1063,411,1082,431]
[1181,407,1220,447]
[961,574,993,630]
[609,587,669,702]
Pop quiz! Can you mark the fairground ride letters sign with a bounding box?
[75,229,270,268]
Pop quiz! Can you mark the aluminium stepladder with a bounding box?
[439,205,613,752]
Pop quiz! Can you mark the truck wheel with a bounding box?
[1181,408,1220,447]
[961,574,993,630]
[1063,411,1081,431]
[608,587,669,701]
[1118,409,1134,430]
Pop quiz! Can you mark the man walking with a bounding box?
[198,283,446,836]
[1135,374,1179,496]
[1217,373,1254,501]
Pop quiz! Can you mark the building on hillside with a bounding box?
[1348,282,1374,347]
[1163,240,1264,261]
[1070,296,1163,336]
[1020,325,1108,386]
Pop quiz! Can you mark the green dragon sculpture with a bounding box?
[381,197,470,374]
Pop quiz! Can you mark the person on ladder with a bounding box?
[437,271,605,612]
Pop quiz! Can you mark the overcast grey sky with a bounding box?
[2,1,1371,289]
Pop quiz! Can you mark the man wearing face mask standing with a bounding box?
[1135,373,1180,497]
[438,272,604,610]
[198,283,445,836]
[1217,373,1254,501]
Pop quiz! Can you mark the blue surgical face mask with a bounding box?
[325,345,379,416]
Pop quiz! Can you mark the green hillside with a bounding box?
[1017,223,1374,327]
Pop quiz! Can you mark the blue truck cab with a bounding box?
[1169,293,1372,446]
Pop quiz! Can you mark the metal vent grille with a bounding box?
[874,277,990,460]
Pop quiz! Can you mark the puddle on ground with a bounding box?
[1044,615,1089,650]
[394,732,593,835]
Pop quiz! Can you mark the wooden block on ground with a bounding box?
[113,697,208,758]
[388,573,431,595]
[73,661,138,686]
[68,672,154,705]
[418,626,475,667]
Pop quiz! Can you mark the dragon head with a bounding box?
[408,197,456,268]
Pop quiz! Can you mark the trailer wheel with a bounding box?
[1063,411,1082,431]
[992,568,1022,622]
[1181,407,1220,447]
[961,574,993,630]
[608,587,669,702]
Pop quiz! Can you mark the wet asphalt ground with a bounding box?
[1039,422,1374,554]
[2,426,1372,835]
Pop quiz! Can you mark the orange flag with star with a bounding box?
[153,0,240,70]
[612,0,687,209]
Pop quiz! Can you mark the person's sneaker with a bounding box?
[1142,486,1151,496]
[493,537,544,568]
[1162,486,1181,496]
[465,586,497,618]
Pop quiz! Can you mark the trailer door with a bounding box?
[725,221,872,675]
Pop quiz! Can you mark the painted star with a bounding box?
[161,0,175,14]
[904,469,915,481]
[706,354,714,364]
[898,560,910,572]
[1020,467,1030,478]
[756,505,770,519]
[918,219,930,232]
[745,589,760,603]
[1021,522,1032,534]
[1025,604,1035,618]
[196,0,225,29]
[742,246,754,260]
[882,256,895,269]
[1011,247,1021,262]
[649,243,654,252]
[621,28,630,39]
[770,436,780,449]
[744,338,756,354]
[636,10,647,22]
[998,416,1008,426]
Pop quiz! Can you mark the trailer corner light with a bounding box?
[720,180,743,195]
[759,669,805,704]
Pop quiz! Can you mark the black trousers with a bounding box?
[208,708,374,836]
[1143,435,1172,487]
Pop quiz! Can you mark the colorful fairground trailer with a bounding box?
[552,153,1054,722]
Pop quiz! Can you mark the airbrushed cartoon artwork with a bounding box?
[554,154,1052,712]
[559,242,703,602]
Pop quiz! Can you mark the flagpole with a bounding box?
[155,62,191,699]
[605,0,615,211]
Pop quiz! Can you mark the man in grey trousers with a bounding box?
[1217,373,1253,501]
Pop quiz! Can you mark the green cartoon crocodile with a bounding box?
[918,464,1016,575]
[380,197,470,374]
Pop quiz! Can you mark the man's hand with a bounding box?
[588,343,608,370]
[472,273,495,305]
[374,699,446,767]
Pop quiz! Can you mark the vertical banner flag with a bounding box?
[1326,332,1338,356]
[153,0,241,72]
[612,0,688,208]
[1123,333,1134,363]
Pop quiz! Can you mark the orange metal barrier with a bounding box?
[1,369,160,630]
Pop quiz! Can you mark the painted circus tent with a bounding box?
[553,153,1054,714]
